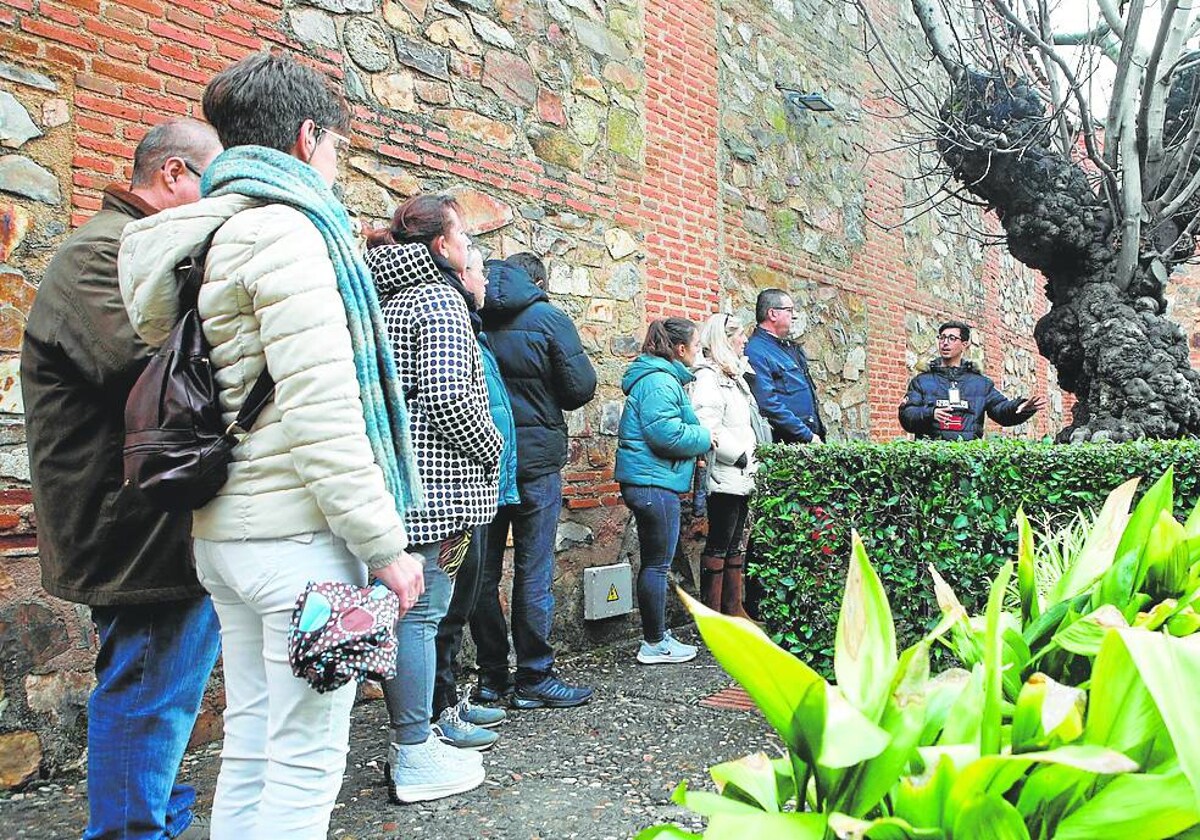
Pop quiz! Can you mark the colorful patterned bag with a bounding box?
[287,581,400,693]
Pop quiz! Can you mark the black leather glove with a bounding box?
[734,452,749,469]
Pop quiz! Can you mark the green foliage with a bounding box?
[935,470,1200,697]
[640,520,1200,839]
[750,439,1200,673]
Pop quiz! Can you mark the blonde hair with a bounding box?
[699,313,746,377]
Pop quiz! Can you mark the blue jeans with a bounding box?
[85,597,220,840]
[471,471,561,687]
[621,484,681,643]
[383,540,452,744]
[433,525,485,717]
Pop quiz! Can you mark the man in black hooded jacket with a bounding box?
[470,253,598,709]
[899,320,1044,441]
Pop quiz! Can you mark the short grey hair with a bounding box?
[755,288,790,324]
[130,119,221,187]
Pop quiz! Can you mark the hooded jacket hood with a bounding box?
[482,259,547,317]
[925,358,982,376]
[363,242,447,299]
[118,193,257,347]
[621,354,694,395]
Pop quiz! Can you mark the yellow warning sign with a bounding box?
[606,583,620,602]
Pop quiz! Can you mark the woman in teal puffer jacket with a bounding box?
[615,317,712,665]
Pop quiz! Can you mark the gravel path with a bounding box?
[0,629,780,839]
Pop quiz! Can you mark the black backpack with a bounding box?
[122,229,274,512]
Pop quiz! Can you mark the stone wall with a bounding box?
[0,0,1125,785]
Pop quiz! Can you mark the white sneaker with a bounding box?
[384,735,485,803]
[636,630,698,664]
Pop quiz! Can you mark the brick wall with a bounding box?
[0,0,1156,785]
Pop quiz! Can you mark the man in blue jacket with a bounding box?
[470,253,598,709]
[745,288,826,444]
[899,320,1044,441]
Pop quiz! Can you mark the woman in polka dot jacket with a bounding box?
[365,194,503,803]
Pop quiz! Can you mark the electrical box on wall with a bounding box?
[583,562,633,620]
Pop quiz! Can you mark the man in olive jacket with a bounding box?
[21,120,222,839]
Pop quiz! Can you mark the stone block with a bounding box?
[0,156,59,206]
[0,731,40,789]
[382,0,420,31]
[447,185,513,234]
[349,155,421,197]
[602,61,641,93]
[344,17,393,72]
[300,0,373,12]
[573,17,630,61]
[599,399,623,435]
[25,671,93,724]
[289,8,338,48]
[432,109,516,149]
[0,204,32,262]
[549,263,590,296]
[0,356,22,414]
[537,89,566,126]
[554,521,593,552]
[373,71,417,112]
[0,93,42,149]
[528,127,584,171]
[573,74,608,104]
[393,35,450,81]
[425,17,479,54]
[482,50,537,107]
[0,602,68,673]
[569,99,602,146]
[42,99,68,128]
[605,262,640,300]
[467,12,515,48]
[0,63,57,93]
[606,108,641,160]
[603,227,637,260]
[414,78,451,104]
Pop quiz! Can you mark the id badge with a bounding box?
[948,385,960,403]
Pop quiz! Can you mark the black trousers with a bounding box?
[702,492,750,559]
[432,523,486,718]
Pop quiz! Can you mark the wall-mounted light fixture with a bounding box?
[775,82,835,113]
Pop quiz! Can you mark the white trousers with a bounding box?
[195,532,365,840]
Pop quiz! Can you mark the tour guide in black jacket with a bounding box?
[470,255,598,709]
[899,320,1044,441]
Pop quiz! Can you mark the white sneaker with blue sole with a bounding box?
[636,630,698,664]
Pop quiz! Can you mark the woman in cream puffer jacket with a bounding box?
[690,313,771,618]
[116,52,424,839]
[120,194,412,566]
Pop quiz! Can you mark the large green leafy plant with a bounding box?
[640,526,1200,838]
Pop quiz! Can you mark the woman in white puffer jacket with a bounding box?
[690,313,771,617]
[118,53,424,839]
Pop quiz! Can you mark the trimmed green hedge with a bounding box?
[748,438,1200,674]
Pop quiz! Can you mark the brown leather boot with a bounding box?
[700,553,725,612]
[721,552,753,619]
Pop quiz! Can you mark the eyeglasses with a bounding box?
[316,125,351,150]
[180,159,204,179]
[772,306,795,313]
[937,335,964,344]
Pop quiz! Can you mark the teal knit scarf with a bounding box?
[202,145,423,516]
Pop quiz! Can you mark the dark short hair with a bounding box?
[366,193,461,250]
[505,252,547,289]
[755,288,790,324]
[202,52,350,153]
[129,119,220,188]
[642,317,696,361]
[938,320,972,342]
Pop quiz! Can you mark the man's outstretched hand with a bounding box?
[1019,396,1047,415]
